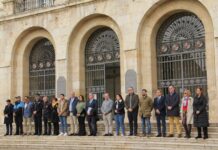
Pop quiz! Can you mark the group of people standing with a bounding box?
[3,85,209,139]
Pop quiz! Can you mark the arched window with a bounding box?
[85,27,120,111]
[29,38,55,97]
[156,13,207,96]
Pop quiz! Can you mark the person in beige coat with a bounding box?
[180,89,194,138]
[58,94,69,136]
[139,89,153,137]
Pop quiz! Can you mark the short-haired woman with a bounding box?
[181,89,194,138]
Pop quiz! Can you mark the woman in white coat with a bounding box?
[181,89,194,138]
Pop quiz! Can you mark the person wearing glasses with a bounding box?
[180,89,194,138]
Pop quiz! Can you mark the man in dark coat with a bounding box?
[153,89,166,137]
[125,87,139,136]
[4,99,14,136]
[14,96,24,135]
[32,93,44,135]
[165,85,182,137]
[86,92,98,136]
[42,96,52,135]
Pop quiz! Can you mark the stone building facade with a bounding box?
[0,0,218,123]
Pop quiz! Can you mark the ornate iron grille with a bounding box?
[29,38,55,97]
[156,13,207,96]
[85,27,120,112]
[14,0,54,13]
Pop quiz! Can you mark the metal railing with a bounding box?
[14,0,54,13]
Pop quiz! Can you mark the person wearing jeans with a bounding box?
[58,94,68,136]
[153,89,166,137]
[139,89,153,137]
[114,94,125,136]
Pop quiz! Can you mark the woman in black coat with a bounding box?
[51,97,59,135]
[193,87,209,139]
[4,99,14,136]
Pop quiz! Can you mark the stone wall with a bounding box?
[0,0,217,123]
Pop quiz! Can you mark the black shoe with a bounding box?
[128,133,133,136]
[4,133,9,136]
[167,134,174,137]
[69,133,75,136]
[43,133,47,135]
[178,134,182,138]
[104,134,109,136]
[195,136,202,139]
[156,134,161,137]
[88,134,93,136]
[203,136,208,140]
[108,133,113,136]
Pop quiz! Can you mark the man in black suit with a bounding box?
[86,93,98,136]
[32,93,44,136]
[153,89,166,137]
[125,87,139,136]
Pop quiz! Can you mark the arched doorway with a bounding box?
[156,12,207,96]
[29,38,55,97]
[85,27,120,111]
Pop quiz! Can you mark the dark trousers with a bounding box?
[78,116,86,135]
[34,116,42,135]
[127,110,138,135]
[5,123,13,135]
[156,115,166,136]
[197,127,208,138]
[87,116,97,136]
[15,116,23,135]
[44,117,51,135]
[52,122,59,135]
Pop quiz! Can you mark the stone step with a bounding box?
[0,137,218,150]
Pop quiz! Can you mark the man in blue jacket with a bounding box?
[14,96,24,135]
[153,89,166,137]
[68,91,78,136]
[23,96,33,135]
